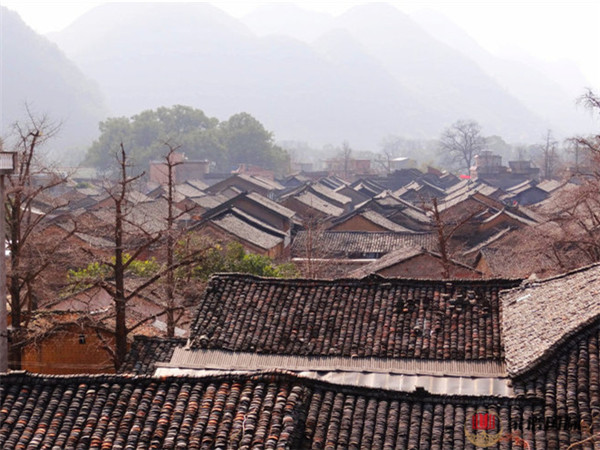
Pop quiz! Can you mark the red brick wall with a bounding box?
[22,326,116,374]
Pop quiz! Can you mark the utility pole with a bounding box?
[0,151,16,372]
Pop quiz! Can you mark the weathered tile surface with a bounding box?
[119,335,187,375]
[189,274,520,360]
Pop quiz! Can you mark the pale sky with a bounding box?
[1,0,599,90]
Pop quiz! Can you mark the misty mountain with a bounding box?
[243,3,334,42]
[46,3,436,148]
[0,7,107,161]
[43,2,570,150]
[329,4,548,140]
[410,9,594,136]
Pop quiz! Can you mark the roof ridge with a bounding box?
[0,369,525,404]
[206,271,521,285]
[502,261,600,296]
[511,319,600,380]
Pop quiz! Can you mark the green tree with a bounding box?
[218,112,289,171]
[84,106,289,173]
[85,105,219,170]
[177,240,297,281]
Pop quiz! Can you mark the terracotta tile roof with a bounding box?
[119,335,186,375]
[189,274,520,360]
[0,370,545,449]
[502,263,600,377]
[510,324,600,448]
[292,231,436,258]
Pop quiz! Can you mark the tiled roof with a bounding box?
[190,193,228,210]
[347,246,426,277]
[291,231,436,257]
[536,179,564,193]
[119,335,187,375]
[502,263,600,377]
[462,227,514,257]
[471,221,577,278]
[0,370,545,449]
[349,178,386,196]
[511,323,600,448]
[310,183,352,206]
[189,274,520,360]
[358,210,416,232]
[208,209,285,250]
[237,173,285,191]
[183,179,210,192]
[347,246,478,278]
[245,192,296,219]
[481,209,537,227]
[294,191,345,216]
[504,180,535,193]
[330,209,415,232]
[174,183,206,198]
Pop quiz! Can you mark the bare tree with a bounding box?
[538,129,559,179]
[340,141,352,180]
[439,120,486,172]
[299,214,331,279]
[533,90,600,268]
[573,89,600,159]
[421,197,484,278]
[73,143,212,368]
[162,143,185,337]
[5,111,76,368]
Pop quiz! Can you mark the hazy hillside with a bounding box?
[46,3,436,148]
[328,4,548,141]
[243,3,334,42]
[0,7,107,161]
[43,2,571,149]
[410,9,594,136]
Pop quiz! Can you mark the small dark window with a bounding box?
[79,334,86,344]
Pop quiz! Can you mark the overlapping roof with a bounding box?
[189,274,519,360]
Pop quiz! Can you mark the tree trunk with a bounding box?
[114,199,127,369]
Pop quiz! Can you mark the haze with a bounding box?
[4,0,598,91]
[1,0,599,162]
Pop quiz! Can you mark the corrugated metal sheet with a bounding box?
[166,348,506,377]
[154,366,513,396]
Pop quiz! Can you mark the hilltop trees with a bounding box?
[85,106,289,173]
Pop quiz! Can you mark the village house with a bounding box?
[348,245,483,279]
[191,207,289,258]
[148,152,210,184]
[2,261,600,447]
[205,173,285,199]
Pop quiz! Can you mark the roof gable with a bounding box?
[502,263,600,377]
